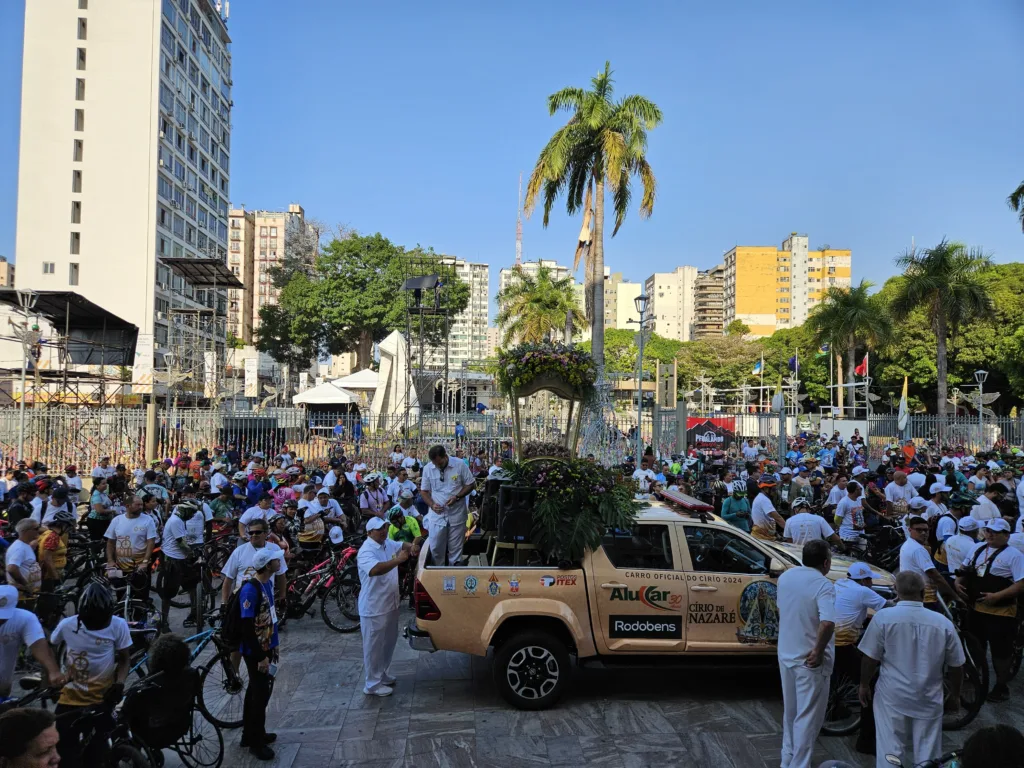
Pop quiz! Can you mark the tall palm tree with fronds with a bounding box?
[1008,181,1024,231]
[495,264,585,347]
[889,240,995,420]
[806,280,891,414]
[524,62,662,376]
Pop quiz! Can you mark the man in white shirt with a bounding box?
[824,475,848,510]
[972,485,1005,521]
[418,445,476,566]
[834,482,866,548]
[5,519,43,603]
[777,540,836,768]
[782,498,839,546]
[209,463,229,494]
[923,482,951,521]
[157,501,198,630]
[945,517,980,575]
[899,515,960,609]
[750,480,786,541]
[741,439,760,462]
[487,456,509,479]
[939,450,961,471]
[322,460,341,490]
[219,519,287,602]
[0,584,65,697]
[401,450,420,476]
[858,571,964,768]
[91,456,116,480]
[884,471,917,509]
[833,562,891,646]
[357,516,419,697]
[238,494,273,540]
[387,468,416,503]
[906,469,928,490]
[985,455,1002,474]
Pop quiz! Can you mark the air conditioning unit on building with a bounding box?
[158,159,165,167]
[171,201,181,209]
[156,311,166,320]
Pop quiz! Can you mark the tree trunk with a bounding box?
[356,329,373,371]
[836,351,844,416]
[592,177,606,379]
[935,314,948,421]
[564,311,574,344]
[846,342,856,416]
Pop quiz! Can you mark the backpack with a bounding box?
[220,577,263,647]
[927,511,954,552]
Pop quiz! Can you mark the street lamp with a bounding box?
[629,294,650,463]
[15,290,38,462]
[974,370,988,450]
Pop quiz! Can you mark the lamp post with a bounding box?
[15,290,38,462]
[974,370,988,450]
[628,294,650,462]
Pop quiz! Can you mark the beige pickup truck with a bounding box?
[407,495,895,710]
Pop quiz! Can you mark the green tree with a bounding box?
[725,319,750,336]
[889,240,995,418]
[524,62,662,377]
[805,280,890,412]
[225,332,245,350]
[1008,180,1024,231]
[495,264,584,347]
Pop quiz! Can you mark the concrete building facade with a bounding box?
[644,266,697,342]
[692,264,725,339]
[0,258,15,288]
[602,271,642,331]
[15,0,233,363]
[425,258,489,372]
[227,209,254,342]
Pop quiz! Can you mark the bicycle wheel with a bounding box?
[174,707,225,768]
[943,632,987,730]
[170,587,190,610]
[320,576,360,633]
[206,545,230,594]
[1008,617,1024,681]
[198,651,247,729]
[191,580,205,631]
[107,742,150,768]
[820,668,862,736]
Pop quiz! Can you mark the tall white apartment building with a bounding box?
[15,0,234,366]
[424,258,489,372]
[643,266,697,342]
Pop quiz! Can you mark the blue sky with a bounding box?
[1,0,1022,322]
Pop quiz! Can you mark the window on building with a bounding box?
[73,139,83,162]
[71,201,81,224]
[75,78,85,100]
[72,170,82,193]
[69,263,80,286]
[76,48,86,70]
[74,109,84,131]
[78,0,87,8]
[77,17,87,39]
[70,232,81,255]
[42,262,55,275]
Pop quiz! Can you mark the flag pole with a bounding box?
[828,345,833,417]
[759,352,764,412]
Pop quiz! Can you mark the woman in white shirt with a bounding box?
[389,445,405,465]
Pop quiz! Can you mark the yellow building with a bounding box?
[723,233,851,338]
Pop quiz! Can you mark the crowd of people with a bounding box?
[0,439,494,763]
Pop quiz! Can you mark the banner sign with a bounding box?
[203,351,217,398]
[244,358,259,397]
[686,417,737,449]
[132,334,154,394]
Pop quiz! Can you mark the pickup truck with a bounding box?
[406,491,895,710]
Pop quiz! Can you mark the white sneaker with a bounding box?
[381,676,397,686]
[363,685,393,697]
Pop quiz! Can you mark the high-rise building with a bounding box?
[644,266,698,342]
[227,209,254,342]
[0,258,15,288]
[424,258,489,372]
[692,264,725,339]
[723,234,852,337]
[601,271,641,330]
[15,0,234,361]
[484,326,501,358]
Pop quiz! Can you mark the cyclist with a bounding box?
[783,498,840,546]
[50,582,132,768]
[157,501,198,631]
[268,512,295,563]
[27,480,51,525]
[944,516,981,577]
[750,479,785,541]
[239,494,274,541]
[298,489,345,552]
[0,584,63,699]
[85,477,114,540]
[4,483,36,531]
[104,495,158,578]
[220,519,287,603]
[5,520,42,607]
[387,496,423,544]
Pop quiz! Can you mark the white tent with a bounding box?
[371,330,418,431]
[291,380,359,405]
[334,368,378,391]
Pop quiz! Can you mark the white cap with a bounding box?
[366,517,388,532]
[958,517,980,532]
[984,518,1011,533]
[930,482,952,495]
[909,497,929,509]
[317,487,331,496]
[847,562,879,580]
[779,468,792,475]
[0,585,17,619]
[252,547,284,570]
[851,466,867,476]
[329,526,345,545]
[399,489,414,500]
[212,462,225,470]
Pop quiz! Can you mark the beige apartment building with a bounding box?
[692,264,725,338]
[602,271,641,330]
[227,204,307,343]
[644,266,697,342]
[15,0,233,368]
[0,258,15,288]
[425,258,489,372]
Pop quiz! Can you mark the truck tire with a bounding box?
[492,631,570,711]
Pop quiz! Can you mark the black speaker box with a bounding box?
[497,484,535,543]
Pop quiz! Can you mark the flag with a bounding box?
[816,343,830,357]
[752,360,762,375]
[854,353,868,377]
[788,355,798,371]
[897,376,909,431]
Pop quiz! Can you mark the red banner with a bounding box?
[686,417,737,449]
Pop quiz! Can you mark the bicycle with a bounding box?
[281,535,360,627]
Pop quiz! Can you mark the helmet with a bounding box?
[364,472,381,484]
[52,486,69,501]
[78,581,115,631]
[791,497,811,510]
[34,478,52,492]
[176,501,199,515]
[233,471,247,481]
[252,468,266,477]
[51,508,76,527]
[388,506,406,523]
[950,491,979,508]
[731,482,747,496]
[16,482,35,496]
[282,499,299,509]
[267,512,285,525]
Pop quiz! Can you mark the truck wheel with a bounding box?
[492,631,569,710]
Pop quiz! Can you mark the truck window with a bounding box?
[601,524,674,570]
[684,526,769,576]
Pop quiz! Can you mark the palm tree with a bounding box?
[524,62,662,376]
[889,240,995,419]
[806,280,891,414]
[1008,180,1024,231]
[495,264,585,347]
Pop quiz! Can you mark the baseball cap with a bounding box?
[0,585,16,619]
[958,517,980,532]
[329,526,345,545]
[930,482,952,495]
[317,487,331,496]
[847,562,879,580]
[399,489,414,500]
[797,466,808,472]
[984,518,1011,533]
[851,466,867,476]
[779,467,792,475]
[366,517,388,532]
[252,548,284,570]
[909,497,929,509]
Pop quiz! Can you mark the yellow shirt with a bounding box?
[35,529,68,574]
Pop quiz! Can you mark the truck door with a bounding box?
[678,524,780,653]
[590,523,687,653]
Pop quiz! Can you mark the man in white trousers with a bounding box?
[357,516,420,697]
[418,445,475,566]
[777,539,836,768]
[858,571,964,768]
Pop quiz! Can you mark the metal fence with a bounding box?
[866,413,1024,463]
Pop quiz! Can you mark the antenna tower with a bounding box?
[515,172,523,266]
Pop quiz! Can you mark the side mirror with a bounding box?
[769,558,786,579]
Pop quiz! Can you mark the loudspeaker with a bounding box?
[479,478,505,532]
[497,484,535,543]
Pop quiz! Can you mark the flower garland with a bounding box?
[496,342,597,401]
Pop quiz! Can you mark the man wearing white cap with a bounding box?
[972,485,1004,522]
[955,518,1024,702]
[834,563,892,647]
[924,482,952,521]
[0,584,64,697]
[238,547,283,760]
[858,570,964,768]
[358,516,420,697]
[419,445,475,566]
[782,498,838,546]
[209,462,229,494]
[220,518,287,606]
[944,517,981,575]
